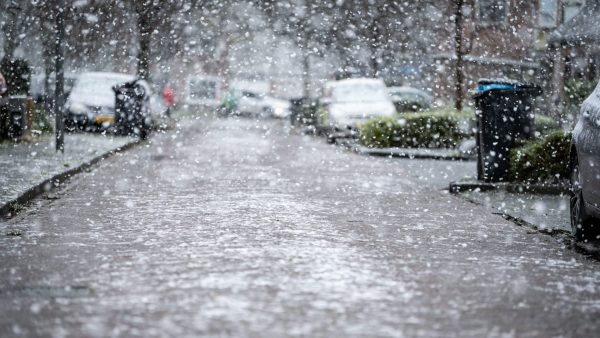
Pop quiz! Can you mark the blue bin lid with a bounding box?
[477,83,517,92]
[473,78,542,98]
[476,78,523,92]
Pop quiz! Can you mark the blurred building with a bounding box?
[430,0,585,112]
[548,0,600,119]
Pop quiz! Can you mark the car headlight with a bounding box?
[69,102,88,115]
[274,106,289,116]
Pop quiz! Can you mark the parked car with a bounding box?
[236,91,291,118]
[65,72,166,131]
[388,86,432,113]
[318,78,396,140]
[570,79,600,241]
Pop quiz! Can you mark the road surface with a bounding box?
[1,118,599,337]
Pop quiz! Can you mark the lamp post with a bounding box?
[55,0,65,152]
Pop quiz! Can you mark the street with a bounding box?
[1,117,600,337]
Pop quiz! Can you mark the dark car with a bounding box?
[388,86,432,113]
[570,79,600,241]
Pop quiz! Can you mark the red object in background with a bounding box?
[163,86,175,107]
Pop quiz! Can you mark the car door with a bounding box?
[578,81,600,209]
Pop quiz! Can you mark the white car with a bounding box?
[319,78,396,137]
[236,91,291,118]
[66,72,166,130]
[66,72,136,129]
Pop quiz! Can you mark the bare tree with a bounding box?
[454,0,465,111]
[258,0,336,97]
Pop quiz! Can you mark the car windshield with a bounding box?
[391,92,425,101]
[71,74,134,99]
[332,83,389,102]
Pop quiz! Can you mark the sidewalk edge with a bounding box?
[0,139,142,219]
[449,181,569,195]
[336,139,473,162]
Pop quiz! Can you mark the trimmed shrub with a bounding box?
[509,130,571,183]
[534,114,560,136]
[33,105,54,134]
[358,116,399,148]
[358,108,474,148]
[565,78,598,108]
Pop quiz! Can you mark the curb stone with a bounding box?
[0,138,143,219]
[449,180,569,195]
[335,138,474,162]
[449,181,600,259]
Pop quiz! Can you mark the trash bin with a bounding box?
[473,79,542,182]
[289,97,317,126]
[289,97,305,126]
[113,80,151,139]
[0,96,33,140]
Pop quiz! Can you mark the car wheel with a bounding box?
[326,133,336,144]
[262,107,274,118]
[570,162,596,241]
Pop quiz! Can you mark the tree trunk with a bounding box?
[137,12,151,80]
[302,50,311,98]
[370,51,379,78]
[2,2,20,59]
[551,42,567,123]
[454,0,464,112]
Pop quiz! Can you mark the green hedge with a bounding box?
[565,79,598,108]
[358,109,474,148]
[534,115,560,136]
[509,131,571,183]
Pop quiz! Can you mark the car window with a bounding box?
[392,93,423,102]
[332,83,388,103]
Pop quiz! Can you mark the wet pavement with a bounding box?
[459,189,571,234]
[1,117,600,337]
[0,133,135,207]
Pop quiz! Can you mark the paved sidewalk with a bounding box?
[0,133,136,209]
[458,189,570,233]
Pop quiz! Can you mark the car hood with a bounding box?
[263,97,291,109]
[330,101,395,118]
[68,94,115,109]
[327,101,396,128]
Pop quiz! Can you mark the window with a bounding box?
[539,0,558,27]
[562,0,584,23]
[478,0,508,25]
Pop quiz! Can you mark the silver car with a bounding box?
[570,79,600,241]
